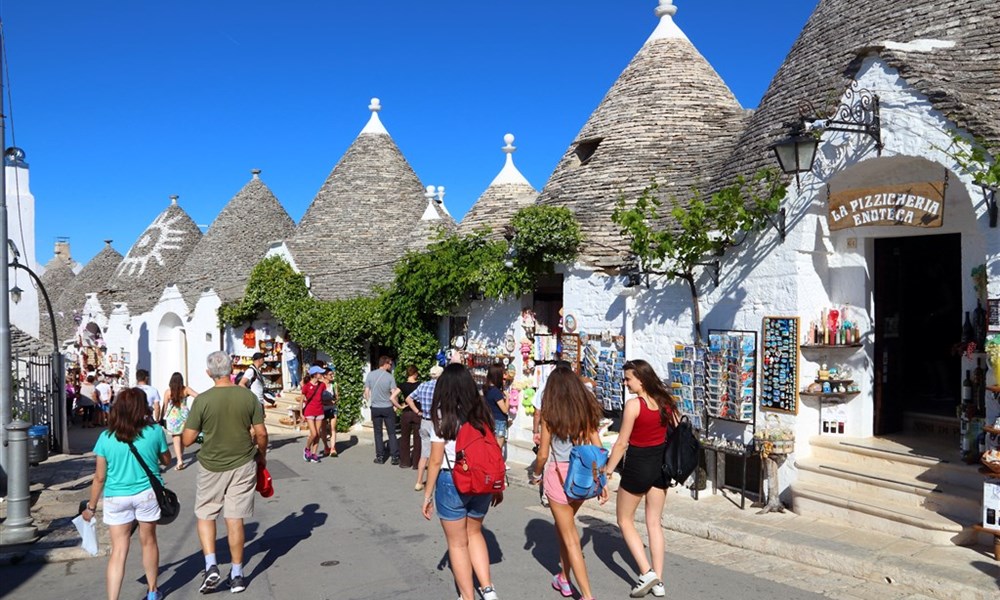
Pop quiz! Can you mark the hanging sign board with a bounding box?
[827,181,945,231]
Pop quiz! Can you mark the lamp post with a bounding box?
[0,28,10,483]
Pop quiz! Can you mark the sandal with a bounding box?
[175,464,185,471]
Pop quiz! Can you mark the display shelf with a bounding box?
[814,379,853,385]
[800,392,859,399]
[801,344,863,349]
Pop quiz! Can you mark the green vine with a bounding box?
[612,168,787,342]
[219,206,581,428]
[942,132,1000,191]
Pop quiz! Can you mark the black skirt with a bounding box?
[620,443,669,494]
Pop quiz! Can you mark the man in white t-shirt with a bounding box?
[95,375,113,408]
[136,368,163,422]
[240,352,266,405]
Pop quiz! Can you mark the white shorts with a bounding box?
[103,488,160,526]
[419,419,434,459]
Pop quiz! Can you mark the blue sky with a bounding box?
[2,1,816,266]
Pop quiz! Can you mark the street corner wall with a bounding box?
[560,264,627,335]
[187,291,224,390]
[464,295,524,348]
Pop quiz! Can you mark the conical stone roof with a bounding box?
[460,134,538,240]
[38,253,76,346]
[537,0,746,268]
[288,98,428,300]
[55,241,123,340]
[716,0,1000,184]
[108,199,202,314]
[409,186,457,252]
[178,172,296,304]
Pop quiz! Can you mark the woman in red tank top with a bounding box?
[604,359,678,598]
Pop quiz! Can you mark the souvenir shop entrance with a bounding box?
[873,233,961,436]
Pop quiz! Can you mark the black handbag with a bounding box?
[127,440,181,525]
[662,414,700,486]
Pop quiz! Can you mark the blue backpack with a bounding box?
[562,444,609,501]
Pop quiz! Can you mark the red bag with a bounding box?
[256,464,274,498]
[448,423,506,495]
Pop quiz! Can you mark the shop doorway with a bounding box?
[873,233,961,435]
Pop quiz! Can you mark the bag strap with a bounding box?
[304,384,322,406]
[126,439,165,495]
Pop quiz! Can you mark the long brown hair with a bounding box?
[540,366,603,443]
[108,387,152,443]
[169,372,185,408]
[432,363,494,440]
[623,359,676,426]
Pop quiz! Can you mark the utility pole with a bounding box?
[0,19,10,485]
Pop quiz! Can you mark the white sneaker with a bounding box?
[651,582,665,597]
[630,570,660,597]
[480,585,499,600]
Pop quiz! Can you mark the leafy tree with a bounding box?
[612,169,787,342]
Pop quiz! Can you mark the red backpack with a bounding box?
[448,423,507,495]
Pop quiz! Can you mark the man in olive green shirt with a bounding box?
[183,351,267,594]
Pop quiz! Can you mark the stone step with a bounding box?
[263,406,308,433]
[792,480,977,546]
[795,457,981,521]
[808,436,982,492]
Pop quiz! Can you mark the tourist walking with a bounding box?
[364,355,402,465]
[78,375,98,428]
[135,369,162,423]
[483,364,509,453]
[301,365,327,462]
[603,359,676,597]
[239,352,266,406]
[406,364,443,491]
[182,351,267,594]
[82,387,171,600]
[285,339,301,390]
[163,372,199,471]
[398,365,422,468]
[96,375,113,426]
[531,365,608,600]
[321,366,340,457]
[421,363,503,600]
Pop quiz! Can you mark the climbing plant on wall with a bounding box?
[218,205,582,429]
[612,168,787,342]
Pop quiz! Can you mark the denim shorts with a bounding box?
[434,469,493,521]
[494,418,508,439]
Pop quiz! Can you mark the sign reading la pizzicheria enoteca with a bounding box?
[827,181,945,231]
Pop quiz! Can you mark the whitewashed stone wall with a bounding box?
[8,163,39,339]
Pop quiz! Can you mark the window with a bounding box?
[572,138,602,166]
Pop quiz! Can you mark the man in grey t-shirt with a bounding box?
[364,355,401,464]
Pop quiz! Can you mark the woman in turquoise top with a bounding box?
[83,388,171,600]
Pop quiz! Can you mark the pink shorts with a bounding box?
[544,461,571,505]
[304,414,323,421]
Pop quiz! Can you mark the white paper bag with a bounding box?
[72,514,99,556]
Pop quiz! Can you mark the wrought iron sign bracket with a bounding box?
[983,185,998,228]
[764,207,787,242]
[804,80,883,156]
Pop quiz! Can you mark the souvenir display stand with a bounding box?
[232,339,284,393]
[694,330,761,510]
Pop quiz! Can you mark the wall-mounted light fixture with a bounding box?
[9,284,21,304]
[772,80,882,187]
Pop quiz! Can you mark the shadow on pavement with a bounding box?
[579,514,638,586]
[155,523,261,595]
[523,517,561,575]
[246,503,327,583]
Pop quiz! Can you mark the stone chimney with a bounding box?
[54,237,72,263]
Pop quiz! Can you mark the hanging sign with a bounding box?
[827,181,945,231]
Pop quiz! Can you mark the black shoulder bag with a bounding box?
[127,440,180,524]
[661,413,700,487]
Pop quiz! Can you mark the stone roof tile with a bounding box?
[178,173,296,304]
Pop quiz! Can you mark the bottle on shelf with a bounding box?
[975,300,988,349]
[963,311,974,345]
[976,358,987,417]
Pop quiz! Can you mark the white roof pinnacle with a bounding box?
[251,168,261,179]
[169,195,179,206]
[646,0,689,44]
[360,97,389,135]
[422,185,442,221]
[436,186,452,217]
[489,133,532,187]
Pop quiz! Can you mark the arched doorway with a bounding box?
[154,313,188,390]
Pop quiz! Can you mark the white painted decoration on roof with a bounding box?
[882,39,957,53]
[117,210,189,278]
[646,0,689,44]
[489,133,533,187]
[436,185,452,217]
[360,97,390,135]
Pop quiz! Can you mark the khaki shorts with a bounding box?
[195,460,256,520]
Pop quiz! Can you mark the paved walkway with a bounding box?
[2,427,999,599]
